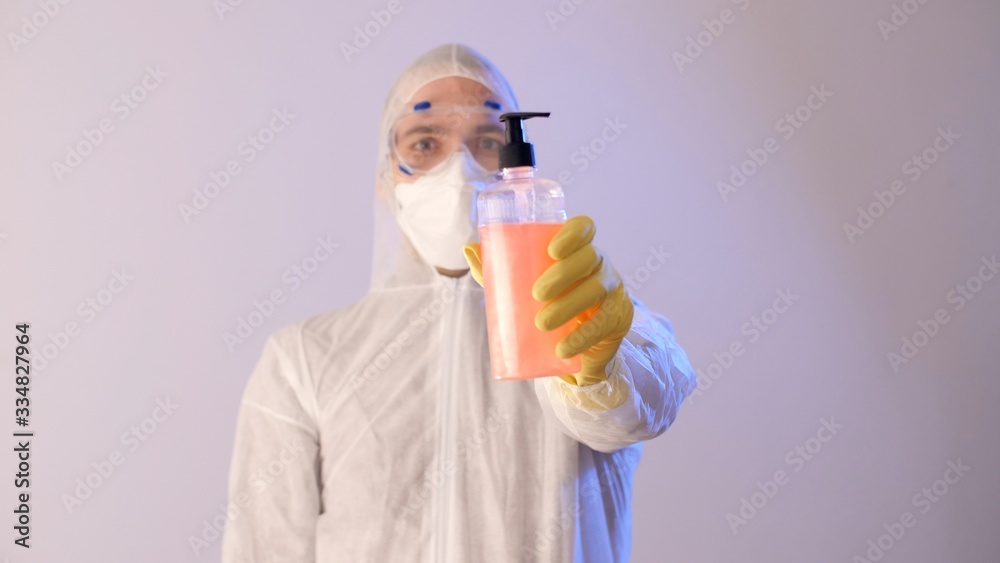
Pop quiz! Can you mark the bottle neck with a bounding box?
[501,166,535,181]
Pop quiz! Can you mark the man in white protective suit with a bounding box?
[221,43,696,563]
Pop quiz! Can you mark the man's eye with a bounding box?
[474,137,502,151]
[414,139,437,152]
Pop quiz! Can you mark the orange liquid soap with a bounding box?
[480,222,582,380]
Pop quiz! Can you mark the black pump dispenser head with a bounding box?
[498,112,550,169]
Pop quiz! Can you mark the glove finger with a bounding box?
[535,272,606,331]
[558,276,634,355]
[548,216,595,261]
[532,244,599,302]
[555,304,615,358]
[462,242,484,287]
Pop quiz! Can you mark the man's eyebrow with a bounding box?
[399,124,446,138]
[475,123,503,134]
[398,122,502,139]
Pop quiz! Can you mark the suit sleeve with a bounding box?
[533,297,696,453]
[221,326,323,562]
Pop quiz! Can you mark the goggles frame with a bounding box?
[390,100,505,176]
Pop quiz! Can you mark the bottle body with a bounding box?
[477,166,582,380]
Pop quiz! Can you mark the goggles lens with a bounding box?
[392,106,505,174]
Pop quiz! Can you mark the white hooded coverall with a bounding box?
[221,44,696,563]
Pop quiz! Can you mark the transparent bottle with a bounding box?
[477,112,582,380]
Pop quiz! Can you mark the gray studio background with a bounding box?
[2,0,999,561]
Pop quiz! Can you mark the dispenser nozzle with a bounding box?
[498,112,550,169]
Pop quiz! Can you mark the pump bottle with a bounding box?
[477,112,583,380]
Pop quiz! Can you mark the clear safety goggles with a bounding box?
[391,102,505,176]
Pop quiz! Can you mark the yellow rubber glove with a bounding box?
[463,216,634,387]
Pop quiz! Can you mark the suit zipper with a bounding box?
[435,278,460,562]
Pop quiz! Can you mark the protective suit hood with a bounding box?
[372,43,519,289]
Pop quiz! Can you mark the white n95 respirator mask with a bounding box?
[394,148,495,270]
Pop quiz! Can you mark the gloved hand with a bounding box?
[463,215,634,387]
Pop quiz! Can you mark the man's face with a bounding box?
[390,77,502,184]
